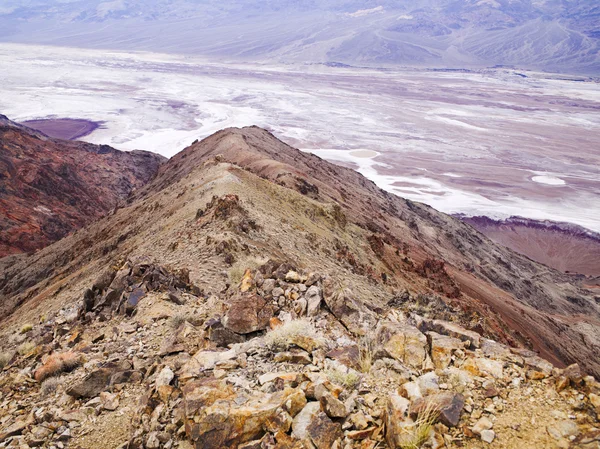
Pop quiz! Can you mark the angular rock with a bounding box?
[184,386,301,449]
[0,420,27,442]
[376,322,428,369]
[223,293,274,334]
[319,391,348,418]
[417,319,481,349]
[305,286,322,317]
[292,402,321,440]
[326,345,360,371]
[155,366,174,388]
[322,277,373,335]
[275,351,312,365]
[100,392,119,411]
[67,366,117,399]
[306,412,342,449]
[427,331,464,370]
[410,392,465,427]
[547,420,579,440]
[472,417,493,435]
[480,429,495,443]
[385,393,412,449]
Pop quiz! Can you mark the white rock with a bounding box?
[480,429,495,443]
[155,366,174,388]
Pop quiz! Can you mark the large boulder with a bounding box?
[376,321,429,370]
[322,277,373,335]
[183,383,304,449]
[223,293,274,334]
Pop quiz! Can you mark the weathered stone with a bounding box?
[292,402,321,440]
[410,392,465,427]
[472,417,493,435]
[0,420,27,442]
[417,319,481,349]
[319,391,348,418]
[547,420,579,440]
[399,381,422,401]
[155,366,174,388]
[258,372,300,386]
[523,356,553,377]
[288,334,320,353]
[480,429,495,443]
[67,366,117,398]
[305,286,322,317]
[275,351,312,365]
[293,298,308,316]
[100,392,119,411]
[376,322,428,369]
[385,393,412,449]
[223,293,274,334]
[206,319,245,347]
[417,372,440,396]
[183,378,234,417]
[184,386,301,449]
[427,332,464,370]
[322,277,373,335]
[283,389,307,417]
[326,346,360,371]
[306,412,342,449]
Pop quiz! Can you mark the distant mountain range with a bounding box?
[0,0,598,74]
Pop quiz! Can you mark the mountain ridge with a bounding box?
[0,115,165,257]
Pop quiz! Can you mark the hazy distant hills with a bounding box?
[0,0,598,73]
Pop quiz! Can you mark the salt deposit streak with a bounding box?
[532,175,566,186]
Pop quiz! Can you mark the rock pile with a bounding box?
[0,260,598,448]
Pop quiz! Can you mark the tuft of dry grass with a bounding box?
[325,365,362,390]
[397,400,440,449]
[0,352,12,369]
[40,377,62,396]
[227,256,267,286]
[169,313,188,329]
[34,352,81,382]
[358,336,374,373]
[20,324,33,334]
[18,341,35,356]
[264,318,323,351]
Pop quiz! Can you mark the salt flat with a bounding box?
[1,43,598,231]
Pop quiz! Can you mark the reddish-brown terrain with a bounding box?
[0,114,165,257]
[462,216,600,277]
[1,126,599,378]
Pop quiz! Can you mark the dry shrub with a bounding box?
[18,341,35,356]
[397,401,441,449]
[264,318,323,351]
[40,377,62,396]
[0,352,12,369]
[34,352,81,382]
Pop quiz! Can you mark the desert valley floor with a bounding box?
[1,43,599,233]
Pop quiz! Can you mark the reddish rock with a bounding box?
[223,292,274,334]
[0,115,164,257]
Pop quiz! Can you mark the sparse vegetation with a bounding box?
[396,400,440,449]
[40,377,62,396]
[325,365,361,390]
[227,256,267,286]
[169,313,188,329]
[0,352,12,369]
[18,341,35,355]
[358,336,374,373]
[20,323,33,334]
[264,318,323,351]
[34,352,81,382]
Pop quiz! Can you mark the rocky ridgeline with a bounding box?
[0,260,599,449]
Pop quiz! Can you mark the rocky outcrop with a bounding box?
[0,116,164,257]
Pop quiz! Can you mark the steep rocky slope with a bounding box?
[0,115,165,257]
[461,216,600,277]
[0,126,598,448]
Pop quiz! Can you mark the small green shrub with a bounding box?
[325,366,361,390]
[20,324,33,334]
